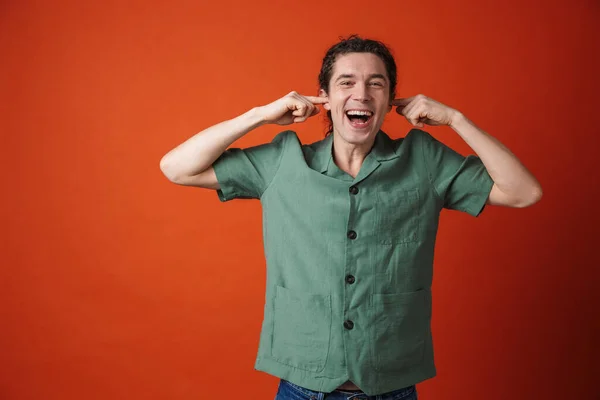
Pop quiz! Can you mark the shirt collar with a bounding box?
[311,129,399,174]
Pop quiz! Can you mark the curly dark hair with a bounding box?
[318,35,397,136]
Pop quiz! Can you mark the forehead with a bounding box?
[331,52,388,80]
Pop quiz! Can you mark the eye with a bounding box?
[340,81,353,86]
[370,81,384,87]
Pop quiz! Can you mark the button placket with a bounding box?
[345,185,360,337]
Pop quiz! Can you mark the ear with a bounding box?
[319,89,331,110]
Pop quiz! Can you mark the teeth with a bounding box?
[346,110,373,116]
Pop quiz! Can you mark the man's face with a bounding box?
[320,52,393,145]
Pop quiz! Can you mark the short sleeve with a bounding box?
[416,129,494,217]
[212,130,289,202]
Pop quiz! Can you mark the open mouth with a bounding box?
[345,109,374,129]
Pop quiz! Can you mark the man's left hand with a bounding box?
[392,94,460,128]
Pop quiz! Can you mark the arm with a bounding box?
[394,94,543,208]
[159,91,327,189]
[449,113,543,208]
[159,108,265,189]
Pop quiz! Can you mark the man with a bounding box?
[160,35,542,400]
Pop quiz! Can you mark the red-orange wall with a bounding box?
[1,1,598,399]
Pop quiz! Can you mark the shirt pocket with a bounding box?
[368,288,431,372]
[375,188,420,244]
[271,285,332,373]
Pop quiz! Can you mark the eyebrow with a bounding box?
[335,73,388,82]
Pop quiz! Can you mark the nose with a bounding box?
[351,82,371,102]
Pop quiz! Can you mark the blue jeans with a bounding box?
[275,379,418,400]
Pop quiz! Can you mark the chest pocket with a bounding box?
[375,187,420,244]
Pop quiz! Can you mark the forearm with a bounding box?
[450,112,543,202]
[160,107,265,181]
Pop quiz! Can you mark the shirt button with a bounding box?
[343,320,354,330]
[347,230,357,240]
[345,274,355,284]
[349,186,359,195]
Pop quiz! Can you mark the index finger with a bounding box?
[304,95,329,104]
[391,97,414,107]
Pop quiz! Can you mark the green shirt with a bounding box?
[212,128,494,396]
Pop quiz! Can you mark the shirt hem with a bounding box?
[254,354,436,396]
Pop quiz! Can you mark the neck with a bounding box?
[330,131,376,178]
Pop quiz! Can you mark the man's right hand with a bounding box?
[258,91,329,126]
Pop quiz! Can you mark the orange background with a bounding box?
[1,0,599,399]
